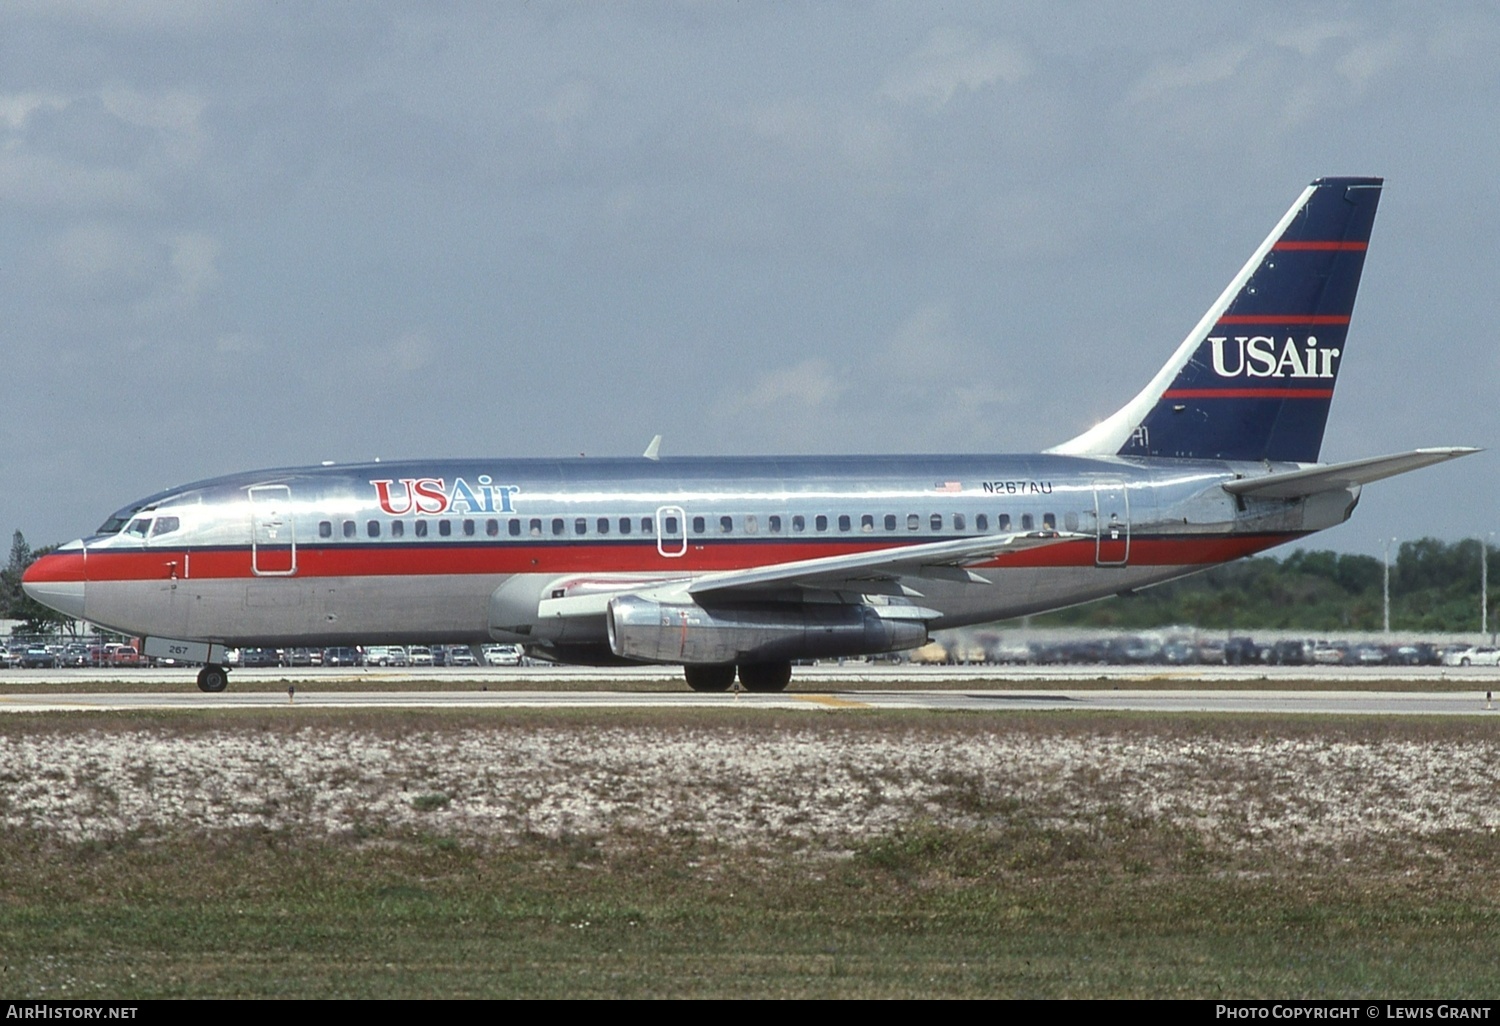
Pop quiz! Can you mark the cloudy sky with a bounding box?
[2,2,1496,561]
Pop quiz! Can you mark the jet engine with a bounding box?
[605,595,929,665]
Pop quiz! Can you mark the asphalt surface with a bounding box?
[1,664,1498,715]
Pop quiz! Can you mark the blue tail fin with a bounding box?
[1051,177,1382,463]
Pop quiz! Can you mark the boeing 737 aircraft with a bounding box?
[23,176,1478,692]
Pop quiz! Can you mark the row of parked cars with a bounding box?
[0,639,529,669]
[0,640,143,669]
[927,634,1489,667]
[226,644,527,668]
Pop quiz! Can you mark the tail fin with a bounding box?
[1050,176,1382,463]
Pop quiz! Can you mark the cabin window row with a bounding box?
[316,510,1076,540]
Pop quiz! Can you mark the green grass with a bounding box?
[3,823,1498,998]
[2,709,1498,997]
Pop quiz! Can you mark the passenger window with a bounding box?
[744,515,758,534]
[815,515,828,532]
[487,519,499,537]
[416,520,429,538]
[860,514,874,533]
[1021,514,1034,531]
[367,520,380,538]
[768,515,782,533]
[575,518,587,536]
[692,516,705,534]
[319,521,332,539]
[930,514,943,531]
[720,515,733,534]
[619,518,631,535]
[976,514,989,531]
[792,515,805,532]
[998,514,1012,531]
[392,520,405,538]
[884,514,897,531]
[529,518,542,537]
[954,513,966,531]
[463,519,476,537]
[551,518,565,536]
[508,519,520,537]
[439,520,453,537]
[1042,513,1056,531]
[838,514,851,532]
[908,514,920,531]
[1064,512,1079,532]
[597,518,609,535]
[642,517,653,533]
[151,516,180,537]
[342,521,356,539]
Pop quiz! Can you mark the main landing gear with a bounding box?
[682,661,793,693]
[196,664,229,693]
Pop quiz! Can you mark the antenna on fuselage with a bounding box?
[643,434,662,461]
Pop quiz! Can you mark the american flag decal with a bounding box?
[936,481,962,493]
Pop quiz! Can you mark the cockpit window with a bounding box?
[150,516,180,537]
[125,518,152,538]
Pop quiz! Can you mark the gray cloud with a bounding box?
[0,1,1495,558]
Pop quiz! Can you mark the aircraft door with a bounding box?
[656,505,687,558]
[249,484,297,575]
[1093,481,1130,567]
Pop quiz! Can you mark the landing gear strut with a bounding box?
[737,662,793,693]
[197,664,229,693]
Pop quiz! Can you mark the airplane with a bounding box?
[22,176,1478,693]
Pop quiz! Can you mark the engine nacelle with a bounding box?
[606,596,928,665]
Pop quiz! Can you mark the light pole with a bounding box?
[1383,537,1397,635]
[1483,532,1494,641]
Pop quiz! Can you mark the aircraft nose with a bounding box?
[22,546,87,620]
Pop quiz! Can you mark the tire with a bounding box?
[738,662,793,693]
[197,665,229,693]
[683,664,735,692]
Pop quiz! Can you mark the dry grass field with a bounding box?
[1,709,1497,997]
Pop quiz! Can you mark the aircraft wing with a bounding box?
[1222,447,1480,500]
[686,531,1085,598]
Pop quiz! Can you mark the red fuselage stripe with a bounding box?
[28,533,1305,583]
[1216,315,1350,325]
[1161,388,1334,400]
[1271,241,1368,251]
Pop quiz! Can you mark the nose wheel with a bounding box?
[196,664,229,693]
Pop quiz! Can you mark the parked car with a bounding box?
[407,645,435,667]
[365,646,409,667]
[482,644,523,666]
[240,647,279,668]
[322,647,362,667]
[1442,646,1500,667]
[20,645,56,669]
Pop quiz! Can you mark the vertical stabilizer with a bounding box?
[1050,177,1382,463]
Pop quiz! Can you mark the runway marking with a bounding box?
[796,695,871,709]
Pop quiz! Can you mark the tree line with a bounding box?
[1037,537,1499,633]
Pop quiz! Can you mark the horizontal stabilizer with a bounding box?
[1222,447,1481,499]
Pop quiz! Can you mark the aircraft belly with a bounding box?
[86,574,505,646]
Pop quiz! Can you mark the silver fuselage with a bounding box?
[33,453,1354,652]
